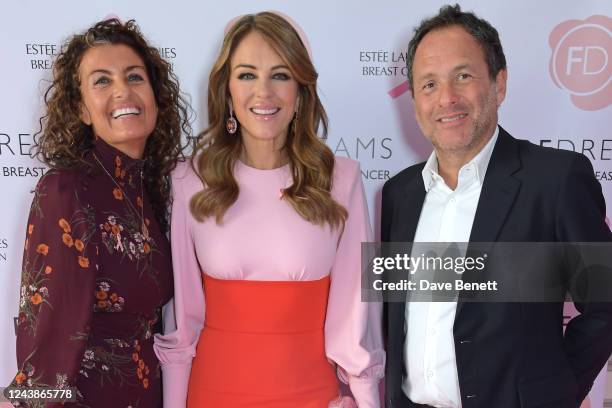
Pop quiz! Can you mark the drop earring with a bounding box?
[226,104,238,134]
[291,104,299,135]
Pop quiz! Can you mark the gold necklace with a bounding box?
[92,152,149,239]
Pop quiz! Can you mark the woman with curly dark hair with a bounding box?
[11,18,191,407]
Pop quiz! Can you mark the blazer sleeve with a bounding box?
[556,154,612,402]
[153,163,205,408]
[325,159,385,408]
[13,172,97,406]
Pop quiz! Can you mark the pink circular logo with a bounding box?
[549,15,612,111]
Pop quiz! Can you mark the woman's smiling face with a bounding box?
[228,31,299,146]
[79,43,158,158]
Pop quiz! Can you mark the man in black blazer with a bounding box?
[381,5,612,408]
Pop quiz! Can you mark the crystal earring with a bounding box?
[291,106,299,135]
[226,105,238,134]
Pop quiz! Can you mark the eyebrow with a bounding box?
[452,63,471,73]
[415,63,474,83]
[232,64,290,71]
[87,65,146,77]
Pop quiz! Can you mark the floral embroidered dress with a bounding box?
[12,138,173,408]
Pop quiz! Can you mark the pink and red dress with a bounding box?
[154,157,384,407]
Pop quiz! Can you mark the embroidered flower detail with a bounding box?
[131,341,151,389]
[84,350,94,360]
[96,290,108,300]
[55,373,68,389]
[36,244,49,256]
[58,218,71,233]
[19,287,26,308]
[62,233,74,247]
[30,293,43,305]
[78,256,90,268]
[94,281,125,312]
[113,188,124,200]
[100,215,154,265]
[81,348,96,370]
[14,372,26,385]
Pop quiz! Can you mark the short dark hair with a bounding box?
[406,4,506,92]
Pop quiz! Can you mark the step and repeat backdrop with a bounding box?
[1,0,611,406]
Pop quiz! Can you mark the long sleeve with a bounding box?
[13,171,98,406]
[325,159,385,408]
[153,162,205,408]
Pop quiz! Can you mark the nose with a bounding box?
[111,78,130,99]
[254,77,273,99]
[438,82,460,107]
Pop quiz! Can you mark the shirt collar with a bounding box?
[421,125,499,192]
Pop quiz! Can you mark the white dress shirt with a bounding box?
[402,127,499,407]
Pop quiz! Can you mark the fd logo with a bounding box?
[549,15,612,111]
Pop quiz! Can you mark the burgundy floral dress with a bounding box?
[12,138,173,407]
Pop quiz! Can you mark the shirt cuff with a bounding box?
[161,363,191,408]
[348,377,381,408]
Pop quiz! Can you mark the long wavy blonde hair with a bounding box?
[190,12,347,229]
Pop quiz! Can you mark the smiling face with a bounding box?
[79,43,158,158]
[228,31,299,150]
[412,25,507,162]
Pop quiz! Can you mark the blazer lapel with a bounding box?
[469,127,522,243]
[456,127,522,318]
[386,167,426,356]
[394,170,427,242]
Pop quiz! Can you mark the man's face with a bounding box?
[411,25,507,159]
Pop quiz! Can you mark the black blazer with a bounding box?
[381,127,612,408]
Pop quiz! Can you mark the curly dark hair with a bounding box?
[35,18,193,232]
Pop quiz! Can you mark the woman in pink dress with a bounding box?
[154,12,384,407]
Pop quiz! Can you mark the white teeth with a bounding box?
[251,107,280,115]
[440,113,467,123]
[112,107,141,119]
